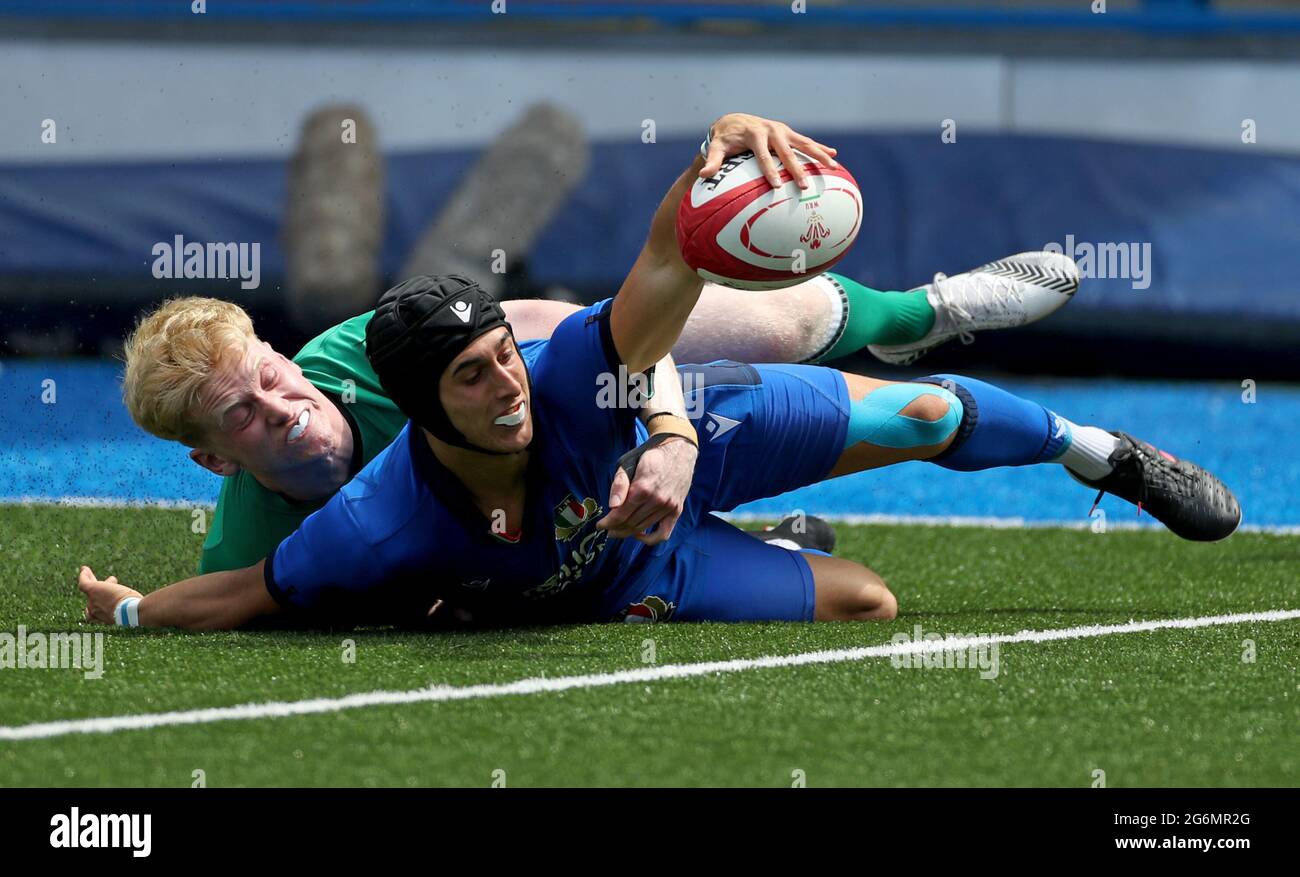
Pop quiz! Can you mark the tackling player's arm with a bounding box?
[79,563,278,631]
[609,112,839,374]
[79,457,398,630]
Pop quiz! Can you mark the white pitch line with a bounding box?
[724,512,1300,536]
[2,609,1297,743]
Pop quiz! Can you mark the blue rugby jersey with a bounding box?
[264,299,655,623]
[263,299,854,625]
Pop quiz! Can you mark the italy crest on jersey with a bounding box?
[619,595,676,624]
[554,493,600,541]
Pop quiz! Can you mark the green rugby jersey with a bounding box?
[197,311,408,574]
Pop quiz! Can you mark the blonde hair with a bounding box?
[121,297,257,445]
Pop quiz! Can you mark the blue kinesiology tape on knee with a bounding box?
[919,374,1069,471]
[843,383,962,450]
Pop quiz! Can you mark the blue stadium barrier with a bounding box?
[3,133,1299,325]
[3,0,1300,36]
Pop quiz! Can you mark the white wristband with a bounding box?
[114,597,141,627]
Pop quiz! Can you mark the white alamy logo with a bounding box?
[0,626,104,680]
[50,808,151,857]
[151,234,261,290]
[890,624,1000,680]
[1043,235,1150,290]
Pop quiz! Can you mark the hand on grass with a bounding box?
[78,565,141,625]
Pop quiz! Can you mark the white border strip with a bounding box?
[2,609,1295,742]
[5,499,1300,535]
[0,496,213,510]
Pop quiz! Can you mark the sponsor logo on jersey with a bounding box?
[520,493,608,601]
[703,411,742,441]
[554,493,600,541]
[619,595,676,624]
[522,528,609,601]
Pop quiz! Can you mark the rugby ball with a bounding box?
[677,150,861,290]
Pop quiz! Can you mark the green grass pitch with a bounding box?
[1,504,1297,787]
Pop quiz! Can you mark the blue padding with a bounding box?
[4,133,1300,325]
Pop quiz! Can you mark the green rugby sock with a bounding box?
[817,273,936,362]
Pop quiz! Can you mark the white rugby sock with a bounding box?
[1054,418,1121,481]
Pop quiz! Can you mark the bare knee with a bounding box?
[848,572,897,622]
[811,557,898,622]
[900,392,953,424]
[873,585,898,621]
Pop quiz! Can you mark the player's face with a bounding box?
[440,327,532,453]
[192,339,350,490]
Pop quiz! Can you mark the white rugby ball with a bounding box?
[676,150,862,290]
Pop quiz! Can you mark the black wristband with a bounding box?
[616,431,696,480]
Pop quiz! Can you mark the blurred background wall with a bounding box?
[2,0,1299,377]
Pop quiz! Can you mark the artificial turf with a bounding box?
[1,504,1296,787]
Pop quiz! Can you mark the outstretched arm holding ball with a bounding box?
[611,112,838,373]
[608,156,705,374]
[699,112,839,190]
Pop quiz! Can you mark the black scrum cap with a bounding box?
[365,274,514,452]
